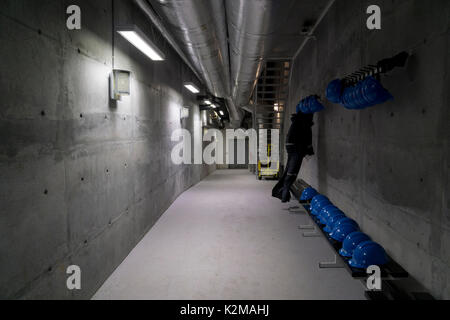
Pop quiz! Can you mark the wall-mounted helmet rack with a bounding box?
[342,51,410,87]
[289,181,435,301]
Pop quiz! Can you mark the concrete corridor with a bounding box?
[94,170,366,300]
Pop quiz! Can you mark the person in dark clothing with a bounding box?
[272,112,314,203]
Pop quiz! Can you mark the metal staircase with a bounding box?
[250,60,291,179]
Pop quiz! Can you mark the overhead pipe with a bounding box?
[226,0,299,108]
[136,0,242,126]
[145,0,231,98]
[225,97,244,127]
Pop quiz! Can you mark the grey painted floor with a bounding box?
[93,170,366,300]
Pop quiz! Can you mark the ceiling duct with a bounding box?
[137,0,242,125]
[226,0,298,108]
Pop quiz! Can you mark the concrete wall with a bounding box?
[0,0,215,299]
[286,0,449,299]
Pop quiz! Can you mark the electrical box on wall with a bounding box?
[181,106,190,120]
[110,69,131,101]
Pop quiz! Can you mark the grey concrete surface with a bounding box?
[285,0,450,299]
[94,170,366,300]
[0,0,214,299]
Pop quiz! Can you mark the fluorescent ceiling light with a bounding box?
[211,104,217,109]
[184,83,200,94]
[117,25,165,61]
[219,111,224,116]
[204,100,212,105]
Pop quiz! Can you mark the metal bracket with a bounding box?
[302,228,322,237]
[298,217,321,236]
[287,206,305,215]
[298,215,317,230]
[319,254,345,269]
[298,224,315,230]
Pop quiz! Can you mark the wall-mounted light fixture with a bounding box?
[117,25,165,61]
[184,83,200,94]
[110,69,131,101]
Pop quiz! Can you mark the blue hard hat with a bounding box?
[325,207,344,222]
[300,187,318,201]
[301,100,307,113]
[311,199,331,216]
[305,97,314,114]
[309,200,321,214]
[342,87,354,109]
[323,212,346,233]
[326,79,343,104]
[318,205,337,224]
[300,97,309,114]
[304,97,311,113]
[310,97,325,113]
[353,82,366,109]
[352,84,364,109]
[349,241,389,269]
[333,217,359,230]
[311,195,328,207]
[296,102,302,114]
[299,96,325,114]
[356,77,372,107]
[362,76,393,107]
[321,207,344,226]
[358,81,371,109]
[317,205,334,223]
[298,99,308,114]
[330,221,360,242]
[319,206,342,225]
[348,86,359,109]
[298,98,307,114]
[339,232,372,258]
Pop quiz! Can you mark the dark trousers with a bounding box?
[272,152,305,203]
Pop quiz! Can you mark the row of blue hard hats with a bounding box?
[296,96,325,114]
[301,188,388,269]
[326,77,393,110]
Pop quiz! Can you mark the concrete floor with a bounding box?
[93,170,366,300]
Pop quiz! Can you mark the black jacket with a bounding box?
[285,113,314,155]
